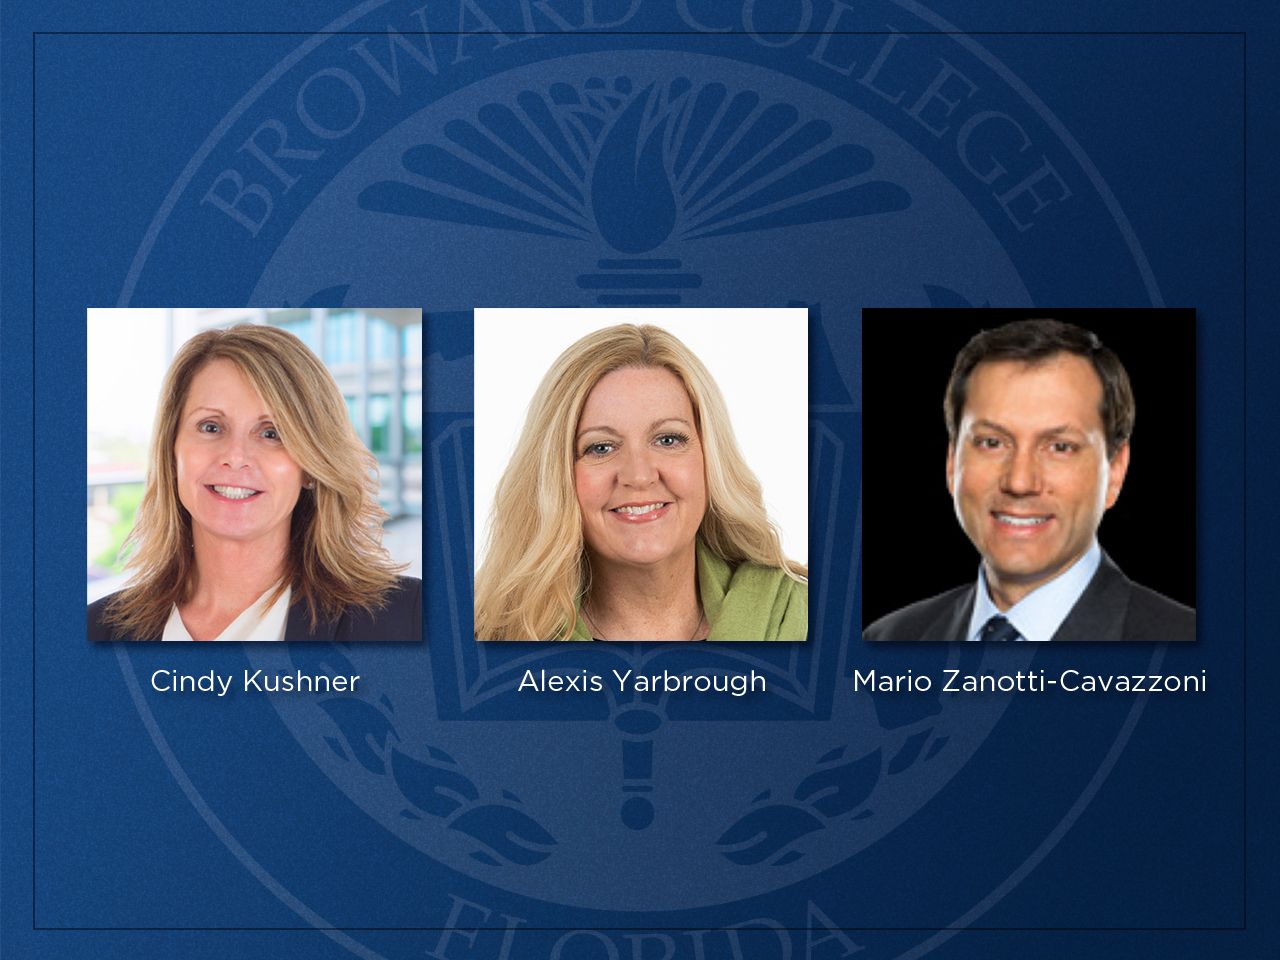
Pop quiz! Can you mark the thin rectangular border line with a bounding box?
[29,27,1249,934]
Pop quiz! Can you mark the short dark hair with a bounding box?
[943,319,1135,459]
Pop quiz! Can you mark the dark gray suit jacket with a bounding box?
[88,576,422,642]
[863,554,1195,642]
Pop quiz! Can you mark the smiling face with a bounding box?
[946,353,1130,608]
[173,358,304,551]
[574,366,707,571]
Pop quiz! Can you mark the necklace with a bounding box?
[580,603,706,641]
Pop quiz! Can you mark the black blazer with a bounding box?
[88,576,422,642]
[863,553,1195,642]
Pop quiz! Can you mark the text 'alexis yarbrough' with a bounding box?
[519,669,767,696]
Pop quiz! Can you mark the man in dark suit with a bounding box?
[864,319,1195,642]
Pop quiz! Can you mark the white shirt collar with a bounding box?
[162,584,291,642]
[965,541,1102,642]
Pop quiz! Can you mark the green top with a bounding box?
[567,542,808,641]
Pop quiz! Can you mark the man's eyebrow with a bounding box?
[968,419,1012,435]
[577,417,693,441]
[968,419,1084,438]
[1038,424,1082,437]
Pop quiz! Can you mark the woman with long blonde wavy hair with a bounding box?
[475,324,806,642]
[89,324,419,641]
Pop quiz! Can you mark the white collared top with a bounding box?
[964,541,1101,643]
[162,584,291,642]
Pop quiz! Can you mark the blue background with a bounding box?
[3,1,1277,958]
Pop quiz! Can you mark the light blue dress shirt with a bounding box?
[964,541,1102,642]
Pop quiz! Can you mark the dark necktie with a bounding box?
[981,614,1023,642]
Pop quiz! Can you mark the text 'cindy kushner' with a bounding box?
[151,669,359,697]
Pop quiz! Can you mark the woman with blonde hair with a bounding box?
[475,324,806,641]
[88,324,420,641]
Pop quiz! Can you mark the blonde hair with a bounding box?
[474,323,804,641]
[104,323,403,638]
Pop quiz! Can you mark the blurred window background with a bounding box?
[87,307,423,603]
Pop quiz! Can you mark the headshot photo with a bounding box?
[862,308,1196,643]
[86,308,423,642]
[473,308,808,642]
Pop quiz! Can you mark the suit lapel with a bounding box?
[1050,552,1130,642]
[933,585,977,642]
[283,600,340,642]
